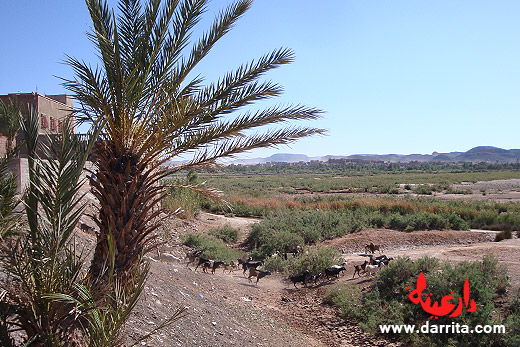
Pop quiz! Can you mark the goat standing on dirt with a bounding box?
[248,268,271,285]
[364,243,382,254]
[211,261,225,274]
[365,263,384,276]
[222,261,238,274]
[353,260,368,278]
[242,260,263,275]
[310,273,322,285]
[288,270,310,288]
[325,266,346,280]
[194,256,211,272]
[185,250,201,267]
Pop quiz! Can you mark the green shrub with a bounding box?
[286,246,342,276]
[162,172,206,218]
[323,284,363,319]
[445,213,470,230]
[208,224,241,243]
[181,233,245,263]
[262,255,290,273]
[375,184,399,194]
[247,210,361,258]
[505,290,520,347]
[413,184,434,195]
[368,214,386,228]
[326,255,511,346]
[262,246,342,276]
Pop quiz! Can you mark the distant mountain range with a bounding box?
[229,146,520,165]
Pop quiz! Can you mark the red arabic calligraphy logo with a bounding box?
[406,273,477,319]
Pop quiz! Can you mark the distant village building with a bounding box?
[0,92,75,157]
[0,92,75,191]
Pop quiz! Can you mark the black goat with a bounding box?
[325,266,346,280]
[211,260,225,274]
[310,273,322,285]
[288,270,310,288]
[369,255,393,266]
[194,257,211,272]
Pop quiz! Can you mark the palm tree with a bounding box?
[63,0,325,286]
[0,109,102,346]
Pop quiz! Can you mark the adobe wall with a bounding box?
[11,158,94,194]
[0,136,8,157]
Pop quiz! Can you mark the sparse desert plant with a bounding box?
[495,229,512,242]
[208,224,241,243]
[286,246,342,276]
[323,284,362,319]
[412,184,434,195]
[182,233,245,263]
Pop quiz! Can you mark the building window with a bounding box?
[58,121,63,132]
[50,118,56,131]
[41,115,48,128]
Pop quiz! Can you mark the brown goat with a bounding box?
[185,250,201,267]
[222,261,238,274]
[352,260,368,278]
[364,243,382,254]
[247,268,271,285]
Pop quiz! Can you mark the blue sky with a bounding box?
[1,1,519,159]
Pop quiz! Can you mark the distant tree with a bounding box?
[62,0,324,287]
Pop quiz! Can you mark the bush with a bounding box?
[445,213,470,230]
[181,233,245,263]
[262,255,290,273]
[262,246,342,276]
[208,224,240,243]
[326,255,511,346]
[287,246,342,276]
[247,210,361,258]
[323,284,362,319]
[495,229,512,242]
[413,184,434,195]
[505,290,520,347]
[162,172,206,218]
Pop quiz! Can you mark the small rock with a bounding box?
[211,321,217,326]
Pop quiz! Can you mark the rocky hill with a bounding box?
[229,146,520,165]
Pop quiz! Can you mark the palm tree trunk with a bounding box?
[88,139,164,286]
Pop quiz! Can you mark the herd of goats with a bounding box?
[184,242,393,287]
